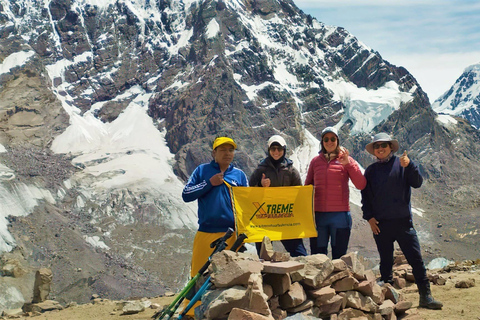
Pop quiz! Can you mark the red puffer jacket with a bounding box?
[305,154,366,212]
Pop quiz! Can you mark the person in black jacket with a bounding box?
[249,135,307,257]
[361,133,442,310]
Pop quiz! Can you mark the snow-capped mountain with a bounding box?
[432,63,480,129]
[1,0,480,310]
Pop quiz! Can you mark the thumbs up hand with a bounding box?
[338,146,350,166]
[261,173,271,187]
[400,150,410,167]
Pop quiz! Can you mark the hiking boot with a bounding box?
[418,282,443,309]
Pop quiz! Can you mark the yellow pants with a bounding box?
[184,231,237,317]
[190,230,238,277]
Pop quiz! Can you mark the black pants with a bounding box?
[373,218,428,285]
[255,238,307,257]
[310,227,351,259]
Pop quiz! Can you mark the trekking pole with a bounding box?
[176,233,248,319]
[153,228,235,320]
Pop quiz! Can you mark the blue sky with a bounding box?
[295,0,480,102]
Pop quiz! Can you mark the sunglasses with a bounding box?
[323,137,337,143]
[373,142,390,149]
[269,146,284,152]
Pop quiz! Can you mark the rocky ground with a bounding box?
[2,272,479,320]
[2,259,479,320]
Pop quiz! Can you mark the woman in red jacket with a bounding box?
[305,127,366,259]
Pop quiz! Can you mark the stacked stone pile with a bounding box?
[192,241,440,320]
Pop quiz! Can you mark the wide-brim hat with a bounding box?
[212,137,237,150]
[365,133,399,155]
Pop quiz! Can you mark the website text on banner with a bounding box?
[231,185,317,242]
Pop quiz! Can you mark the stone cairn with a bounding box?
[22,268,64,315]
[1,267,64,318]
[193,240,437,320]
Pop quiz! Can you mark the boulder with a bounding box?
[322,270,350,287]
[263,273,291,296]
[244,273,271,317]
[332,275,359,292]
[32,268,52,303]
[271,308,287,320]
[260,237,274,261]
[23,300,63,313]
[316,294,344,316]
[286,299,314,313]
[278,282,307,309]
[379,299,395,316]
[1,260,26,278]
[201,286,249,319]
[308,286,336,304]
[394,300,412,314]
[262,261,304,274]
[271,252,291,262]
[332,259,348,272]
[383,283,402,303]
[228,307,273,320]
[393,277,406,289]
[122,301,146,315]
[430,273,448,285]
[1,308,25,317]
[356,280,384,305]
[344,291,378,313]
[209,251,264,287]
[455,278,475,288]
[294,254,334,288]
[263,283,273,300]
[337,308,368,320]
[341,253,365,280]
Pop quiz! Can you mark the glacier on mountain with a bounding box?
[432,63,480,129]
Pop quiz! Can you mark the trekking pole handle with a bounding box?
[230,233,248,252]
[210,227,234,249]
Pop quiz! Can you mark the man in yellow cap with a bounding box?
[182,136,248,279]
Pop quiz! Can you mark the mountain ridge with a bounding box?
[432,62,480,129]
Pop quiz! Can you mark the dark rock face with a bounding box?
[1,0,479,307]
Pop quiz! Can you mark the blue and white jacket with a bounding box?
[182,160,248,233]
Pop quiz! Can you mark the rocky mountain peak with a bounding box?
[432,62,480,129]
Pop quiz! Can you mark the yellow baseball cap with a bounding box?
[212,137,237,150]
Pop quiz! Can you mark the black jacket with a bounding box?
[361,155,423,221]
[249,157,302,187]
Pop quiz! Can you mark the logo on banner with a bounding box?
[250,201,294,220]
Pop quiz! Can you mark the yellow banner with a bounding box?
[230,185,317,242]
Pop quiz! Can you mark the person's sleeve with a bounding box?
[304,159,315,186]
[249,168,262,187]
[291,167,302,186]
[241,170,249,187]
[404,160,423,188]
[345,157,367,190]
[182,166,213,202]
[361,168,374,221]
